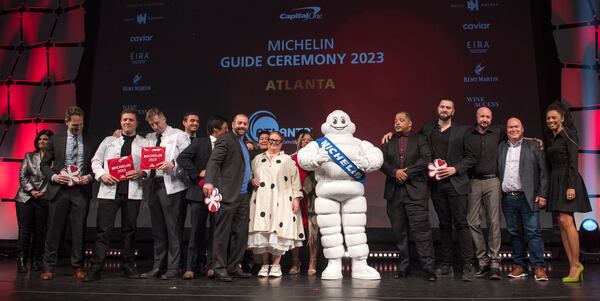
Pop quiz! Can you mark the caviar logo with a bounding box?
[246,110,312,144]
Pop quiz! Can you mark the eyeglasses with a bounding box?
[268,139,282,145]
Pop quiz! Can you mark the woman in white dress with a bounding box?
[248,131,304,277]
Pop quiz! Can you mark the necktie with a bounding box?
[149,133,162,178]
[71,134,79,166]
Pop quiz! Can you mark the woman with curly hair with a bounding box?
[544,101,592,283]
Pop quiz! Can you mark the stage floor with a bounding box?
[1,259,599,300]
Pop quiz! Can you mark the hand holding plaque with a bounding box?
[204,187,223,212]
[60,165,81,186]
[427,159,448,181]
[141,146,165,169]
[107,155,134,181]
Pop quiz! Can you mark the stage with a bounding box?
[1,259,599,300]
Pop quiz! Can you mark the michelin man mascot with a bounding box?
[298,110,383,280]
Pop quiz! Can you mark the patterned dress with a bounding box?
[248,151,305,255]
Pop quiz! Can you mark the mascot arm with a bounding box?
[360,140,384,173]
[297,141,325,171]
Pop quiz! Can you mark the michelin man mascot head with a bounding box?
[298,110,383,280]
[321,110,356,136]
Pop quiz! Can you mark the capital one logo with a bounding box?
[246,110,312,143]
[280,6,323,21]
[137,13,147,25]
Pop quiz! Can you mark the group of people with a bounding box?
[13,98,591,284]
[14,106,320,282]
[379,99,591,283]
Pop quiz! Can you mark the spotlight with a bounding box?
[581,218,598,232]
[579,218,600,255]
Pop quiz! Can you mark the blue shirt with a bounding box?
[238,138,251,194]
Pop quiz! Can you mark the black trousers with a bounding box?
[212,194,249,275]
[16,198,49,263]
[386,185,435,272]
[91,193,141,267]
[147,178,184,272]
[430,181,474,265]
[185,200,213,271]
[178,198,190,269]
[43,187,89,271]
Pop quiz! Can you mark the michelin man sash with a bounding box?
[316,137,366,183]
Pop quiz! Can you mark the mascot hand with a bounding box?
[316,149,331,164]
[355,156,370,171]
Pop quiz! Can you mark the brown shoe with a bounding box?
[534,267,548,281]
[508,265,527,278]
[183,271,195,280]
[206,269,215,278]
[73,268,87,280]
[40,271,54,280]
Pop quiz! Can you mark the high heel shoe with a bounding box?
[562,264,584,283]
[307,257,317,276]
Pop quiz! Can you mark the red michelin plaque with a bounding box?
[141,146,165,169]
[107,155,134,181]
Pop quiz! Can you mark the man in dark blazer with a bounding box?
[202,114,253,282]
[39,106,99,280]
[381,112,436,281]
[177,115,229,279]
[420,99,477,281]
[498,117,549,281]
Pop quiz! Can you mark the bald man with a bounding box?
[498,118,548,281]
[466,107,506,280]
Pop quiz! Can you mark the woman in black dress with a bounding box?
[544,102,591,282]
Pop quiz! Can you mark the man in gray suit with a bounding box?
[498,117,548,281]
[40,106,99,281]
[203,114,252,282]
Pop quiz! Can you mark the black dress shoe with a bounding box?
[229,269,251,278]
[160,270,179,280]
[215,272,232,282]
[83,268,102,282]
[140,268,162,279]
[425,271,437,281]
[31,261,42,272]
[122,264,140,279]
[393,270,409,279]
[17,256,27,273]
[488,268,502,280]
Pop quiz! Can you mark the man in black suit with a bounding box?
[498,117,548,281]
[39,106,99,280]
[381,112,436,281]
[203,114,253,282]
[421,99,477,281]
[177,115,229,279]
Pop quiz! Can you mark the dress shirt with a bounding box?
[502,139,523,193]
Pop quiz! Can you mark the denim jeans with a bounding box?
[501,194,545,268]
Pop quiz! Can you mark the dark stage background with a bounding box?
[86,0,544,228]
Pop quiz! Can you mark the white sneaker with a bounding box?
[351,259,380,280]
[268,264,282,277]
[321,258,343,280]
[258,265,270,277]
